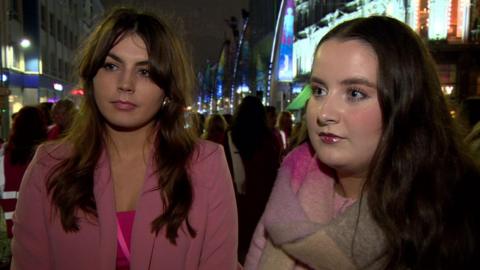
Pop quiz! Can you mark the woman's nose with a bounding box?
[317,95,340,126]
[118,70,135,93]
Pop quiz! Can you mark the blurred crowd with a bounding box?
[0,99,77,266]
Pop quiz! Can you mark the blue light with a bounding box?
[277,0,295,82]
[292,85,302,94]
[26,58,39,72]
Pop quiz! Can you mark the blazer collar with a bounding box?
[93,147,117,269]
[130,149,163,269]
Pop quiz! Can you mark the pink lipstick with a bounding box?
[319,132,343,144]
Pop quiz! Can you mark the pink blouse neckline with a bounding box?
[116,211,135,270]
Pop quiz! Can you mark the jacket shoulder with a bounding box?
[189,139,229,189]
[34,141,73,167]
[192,139,224,160]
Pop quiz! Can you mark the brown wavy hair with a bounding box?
[316,16,480,269]
[47,8,197,244]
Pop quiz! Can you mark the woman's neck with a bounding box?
[105,125,155,161]
[334,173,366,200]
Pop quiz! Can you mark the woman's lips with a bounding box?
[319,132,343,144]
[112,100,137,111]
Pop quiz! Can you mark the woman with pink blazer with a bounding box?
[11,8,237,270]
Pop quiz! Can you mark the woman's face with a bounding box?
[306,39,382,178]
[93,33,166,133]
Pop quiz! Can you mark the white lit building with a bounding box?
[0,0,104,138]
[293,0,474,77]
[268,0,480,109]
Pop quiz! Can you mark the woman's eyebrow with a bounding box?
[106,53,150,66]
[310,76,326,85]
[340,77,377,88]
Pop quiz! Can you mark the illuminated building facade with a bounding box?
[198,0,480,113]
[0,0,103,138]
[272,0,480,109]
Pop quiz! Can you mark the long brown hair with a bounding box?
[316,16,480,268]
[47,8,197,244]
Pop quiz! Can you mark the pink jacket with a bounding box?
[11,140,238,270]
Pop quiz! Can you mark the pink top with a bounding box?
[116,211,135,270]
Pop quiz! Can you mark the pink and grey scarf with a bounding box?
[257,145,386,270]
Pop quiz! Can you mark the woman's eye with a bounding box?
[311,85,327,97]
[138,69,150,77]
[348,88,367,101]
[102,63,117,71]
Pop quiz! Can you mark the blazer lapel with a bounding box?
[130,152,164,270]
[93,148,117,270]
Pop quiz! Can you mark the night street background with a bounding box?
[102,0,249,73]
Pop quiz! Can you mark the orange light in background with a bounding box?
[450,110,456,118]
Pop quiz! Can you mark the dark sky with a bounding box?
[101,0,249,73]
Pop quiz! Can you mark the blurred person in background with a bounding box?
[223,113,233,129]
[186,112,205,138]
[265,106,277,131]
[37,102,54,128]
[47,99,78,140]
[0,106,47,266]
[276,111,293,151]
[202,113,228,145]
[225,96,282,263]
[11,8,237,270]
[288,109,309,153]
[265,106,284,153]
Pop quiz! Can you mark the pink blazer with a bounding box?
[11,140,238,270]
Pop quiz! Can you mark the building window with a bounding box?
[73,3,78,18]
[64,26,68,47]
[12,45,21,69]
[50,13,55,36]
[57,20,62,43]
[58,59,63,79]
[9,0,20,21]
[65,62,70,80]
[69,31,73,49]
[51,52,56,75]
[42,47,48,73]
[41,5,47,30]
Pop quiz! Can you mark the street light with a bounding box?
[20,38,31,48]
